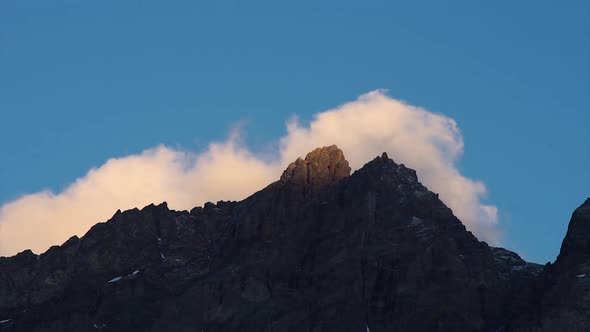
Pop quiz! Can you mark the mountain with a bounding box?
[0,145,587,331]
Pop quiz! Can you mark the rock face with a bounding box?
[535,199,590,331]
[0,146,587,331]
[280,145,351,187]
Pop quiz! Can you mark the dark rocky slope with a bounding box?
[0,146,587,331]
[535,198,590,331]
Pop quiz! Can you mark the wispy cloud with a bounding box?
[0,90,498,256]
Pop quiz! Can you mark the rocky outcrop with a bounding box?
[554,198,590,274]
[280,145,351,186]
[534,199,590,331]
[0,146,587,331]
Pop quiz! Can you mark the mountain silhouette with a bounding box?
[0,146,588,331]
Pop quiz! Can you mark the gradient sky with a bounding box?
[0,0,588,263]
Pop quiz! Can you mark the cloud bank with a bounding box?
[0,90,498,256]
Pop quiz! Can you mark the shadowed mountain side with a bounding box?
[0,146,587,331]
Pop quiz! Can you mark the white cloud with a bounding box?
[0,90,498,256]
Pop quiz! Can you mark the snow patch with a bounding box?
[108,270,140,283]
[410,216,423,226]
[160,252,166,261]
[0,318,12,324]
[576,274,586,278]
[93,323,107,328]
[415,226,435,235]
[107,276,122,283]
[366,324,371,332]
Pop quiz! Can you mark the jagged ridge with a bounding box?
[0,146,587,331]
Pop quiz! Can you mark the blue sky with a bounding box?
[0,0,588,263]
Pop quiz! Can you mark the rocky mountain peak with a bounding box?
[0,146,587,331]
[279,145,351,186]
[537,197,590,330]
[555,197,590,271]
[355,150,420,186]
